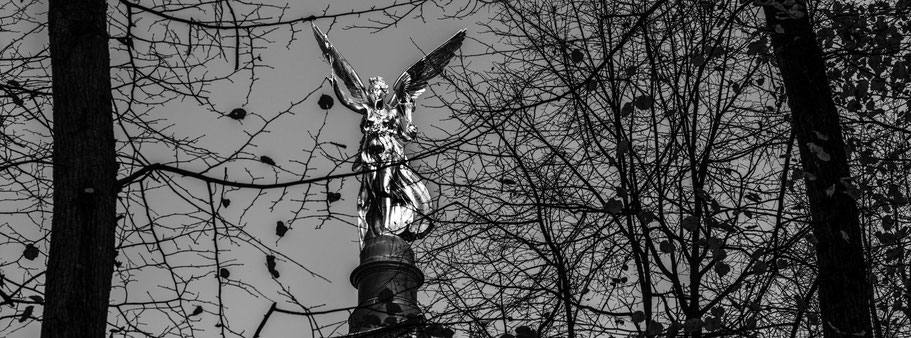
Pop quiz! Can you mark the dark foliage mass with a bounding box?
[318,94,335,110]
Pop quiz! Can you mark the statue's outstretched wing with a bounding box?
[312,24,367,104]
[387,29,466,106]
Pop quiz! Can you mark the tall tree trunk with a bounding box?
[42,0,116,337]
[762,4,873,337]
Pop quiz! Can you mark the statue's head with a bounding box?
[367,77,388,103]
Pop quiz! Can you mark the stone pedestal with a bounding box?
[348,235,424,334]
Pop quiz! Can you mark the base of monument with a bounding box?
[348,235,425,334]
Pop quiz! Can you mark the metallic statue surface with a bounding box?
[312,24,465,246]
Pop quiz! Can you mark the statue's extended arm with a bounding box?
[329,76,366,115]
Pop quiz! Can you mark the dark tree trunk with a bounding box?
[42,0,116,337]
[762,4,873,337]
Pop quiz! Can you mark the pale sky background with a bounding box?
[136,4,476,338]
[237,10,473,336]
[3,1,481,337]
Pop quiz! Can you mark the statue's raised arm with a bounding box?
[312,24,368,114]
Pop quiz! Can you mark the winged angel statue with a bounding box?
[312,24,465,246]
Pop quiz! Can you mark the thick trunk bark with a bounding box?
[42,1,116,337]
[762,4,873,337]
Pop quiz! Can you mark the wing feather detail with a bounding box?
[312,24,367,104]
[388,29,466,106]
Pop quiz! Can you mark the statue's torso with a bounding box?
[359,108,405,165]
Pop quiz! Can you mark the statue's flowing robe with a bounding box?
[355,103,432,245]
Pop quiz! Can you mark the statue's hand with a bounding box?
[405,125,418,139]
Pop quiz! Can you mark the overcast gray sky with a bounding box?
[3,1,478,337]
[141,6,474,337]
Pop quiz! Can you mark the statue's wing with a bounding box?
[312,24,367,104]
[387,29,466,106]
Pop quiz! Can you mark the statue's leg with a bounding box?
[385,197,408,235]
[376,165,394,235]
[360,170,387,244]
[356,176,370,246]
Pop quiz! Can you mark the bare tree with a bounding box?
[3,0,908,337]
[412,0,911,337]
[761,1,873,336]
[0,0,477,337]
[40,1,118,337]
